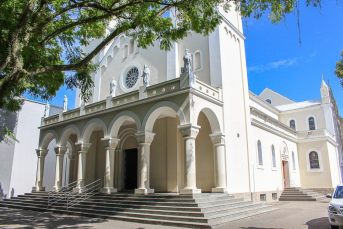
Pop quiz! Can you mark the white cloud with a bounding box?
[311,51,317,57]
[248,57,298,72]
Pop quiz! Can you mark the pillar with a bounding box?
[210,133,227,193]
[75,142,92,190]
[101,137,120,194]
[52,146,68,190]
[178,124,201,194]
[32,149,48,192]
[134,132,155,194]
[67,153,76,183]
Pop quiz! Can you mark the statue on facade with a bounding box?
[44,101,50,118]
[110,77,117,97]
[63,95,68,112]
[142,65,150,86]
[181,49,192,74]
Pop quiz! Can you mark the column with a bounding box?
[52,146,68,190]
[210,133,227,193]
[134,132,155,194]
[32,149,48,192]
[178,124,201,194]
[67,153,76,183]
[101,137,120,194]
[75,142,92,191]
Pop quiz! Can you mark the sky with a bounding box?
[243,1,343,113]
[26,2,343,114]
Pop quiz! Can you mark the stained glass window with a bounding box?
[125,67,139,88]
[272,145,276,168]
[309,151,320,169]
[258,140,263,166]
[290,120,296,130]
[309,117,316,130]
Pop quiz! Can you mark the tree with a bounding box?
[0,0,321,141]
[334,50,343,88]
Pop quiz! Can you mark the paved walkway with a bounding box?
[0,199,334,229]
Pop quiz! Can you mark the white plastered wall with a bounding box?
[249,125,301,192]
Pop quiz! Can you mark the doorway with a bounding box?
[282,161,290,188]
[123,148,138,190]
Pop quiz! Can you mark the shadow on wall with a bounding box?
[0,208,107,228]
[0,107,18,144]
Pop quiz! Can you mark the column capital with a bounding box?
[101,137,120,150]
[177,124,201,138]
[209,133,225,145]
[36,149,48,157]
[135,131,155,144]
[54,146,68,155]
[67,153,76,160]
[75,142,92,153]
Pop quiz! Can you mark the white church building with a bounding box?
[26,9,343,202]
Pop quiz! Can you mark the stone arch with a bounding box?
[81,118,107,143]
[142,101,186,132]
[108,111,141,138]
[194,105,222,134]
[118,128,138,149]
[39,129,58,149]
[59,124,80,146]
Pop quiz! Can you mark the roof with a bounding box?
[259,88,295,104]
[276,99,322,112]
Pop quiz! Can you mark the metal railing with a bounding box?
[47,179,102,209]
[48,179,82,208]
[66,179,102,209]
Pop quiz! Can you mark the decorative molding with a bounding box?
[177,124,201,138]
[101,137,120,149]
[75,142,92,152]
[36,149,48,157]
[135,131,155,144]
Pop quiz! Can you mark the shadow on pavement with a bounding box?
[0,207,107,228]
[238,227,282,229]
[306,216,331,229]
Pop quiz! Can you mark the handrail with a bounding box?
[67,179,102,209]
[47,179,82,208]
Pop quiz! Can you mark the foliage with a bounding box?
[0,0,323,141]
[334,50,343,88]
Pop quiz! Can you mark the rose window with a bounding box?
[125,67,139,88]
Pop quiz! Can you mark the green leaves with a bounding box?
[334,50,343,88]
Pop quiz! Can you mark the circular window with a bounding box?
[125,67,139,89]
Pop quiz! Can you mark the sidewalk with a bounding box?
[0,199,333,229]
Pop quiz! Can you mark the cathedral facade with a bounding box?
[33,9,343,202]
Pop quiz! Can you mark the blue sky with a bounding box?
[244,1,343,113]
[26,2,343,114]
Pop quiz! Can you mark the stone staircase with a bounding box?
[279,187,326,201]
[0,192,276,228]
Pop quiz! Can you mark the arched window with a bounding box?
[265,99,272,104]
[309,151,320,169]
[194,52,201,70]
[290,120,296,130]
[292,151,296,170]
[129,39,135,54]
[271,145,276,168]
[123,45,128,58]
[308,117,316,130]
[258,140,263,166]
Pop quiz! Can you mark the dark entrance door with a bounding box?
[123,148,138,190]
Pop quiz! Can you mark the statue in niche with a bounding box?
[44,101,50,118]
[181,49,192,74]
[63,95,68,112]
[142,65,150,86]
[110,77,117,97]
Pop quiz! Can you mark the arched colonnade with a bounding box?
[34,102,227,194]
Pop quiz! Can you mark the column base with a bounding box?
[180,188,202,194]
[101,187,118,194]
[32,186,45,192]
[50,186,63,191]
[134,188,154,195]
[212,187,227,193]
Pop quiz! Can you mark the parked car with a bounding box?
[327,184,343,229]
